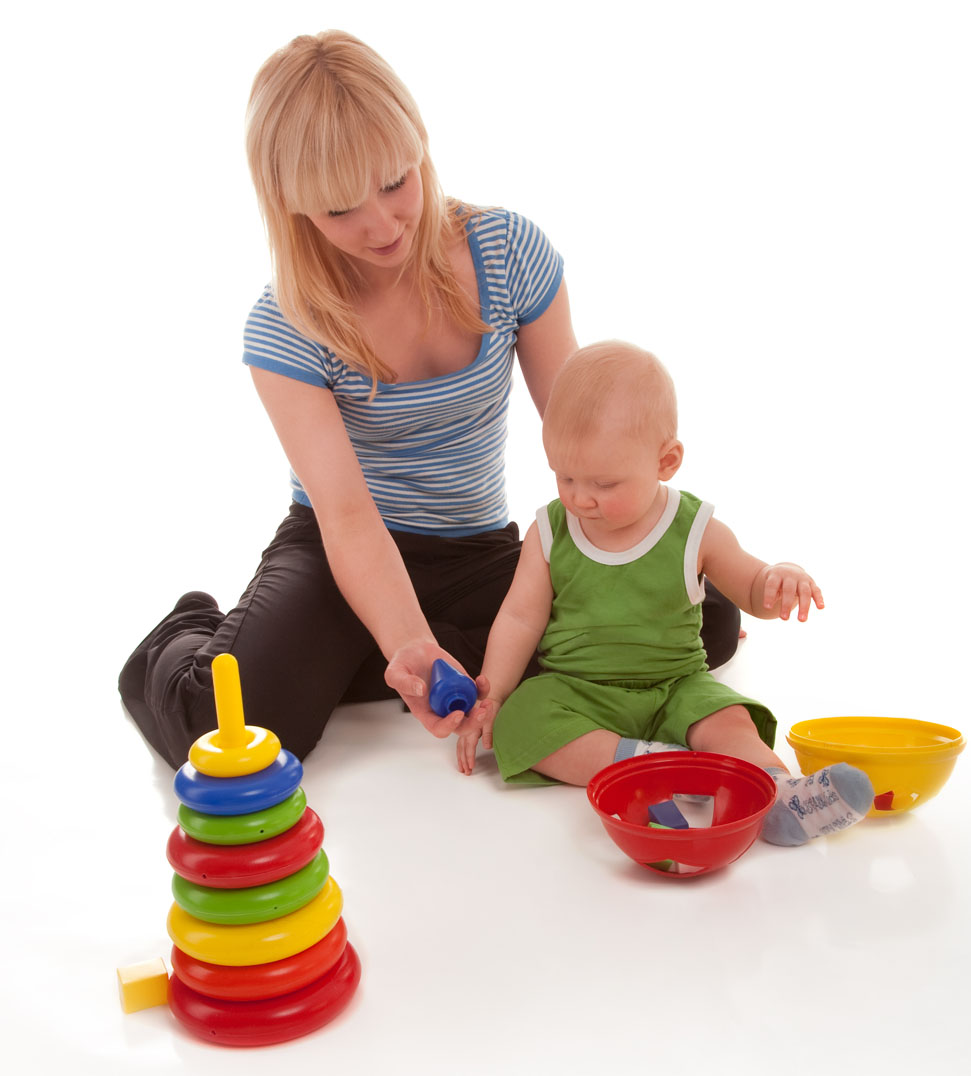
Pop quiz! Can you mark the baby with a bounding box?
[458,341,873,845]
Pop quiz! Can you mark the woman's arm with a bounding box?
[250,366,470,737]
[514,280,578,415]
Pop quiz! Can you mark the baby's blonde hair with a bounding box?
[245,31,487,387]
[543,341,678,453]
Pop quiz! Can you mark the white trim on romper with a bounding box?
[684,500,715,605]
[564,486,682,566]
[535,504,555,563]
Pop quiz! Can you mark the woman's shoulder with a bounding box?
[244,286,329,350]
[461,203,563,321]
[243,284,340,386]
[464,204,561,275]
[462,204,546,243]
[246,283,286,325]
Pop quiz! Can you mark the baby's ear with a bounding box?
[658,439,684,480]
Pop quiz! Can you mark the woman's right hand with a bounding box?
[384,640,473,738]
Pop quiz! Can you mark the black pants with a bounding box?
[119,503,741,769]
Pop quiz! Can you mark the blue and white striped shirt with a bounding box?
[242,207,564,535]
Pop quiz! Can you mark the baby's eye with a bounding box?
[382,173,408,193]
[595,481,617,490]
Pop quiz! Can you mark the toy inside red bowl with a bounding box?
[587,752,777,878]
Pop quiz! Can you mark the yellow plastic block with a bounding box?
[117,958,169,1013]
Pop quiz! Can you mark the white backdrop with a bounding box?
[3,2,968,1072]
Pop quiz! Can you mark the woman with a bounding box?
[119,31,739,769]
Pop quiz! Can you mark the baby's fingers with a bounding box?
[778,575,800,620]
[796,579,825,621]
[456,732,479,775]
[762,568,783,612]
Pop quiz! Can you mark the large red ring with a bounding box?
[168,941,361,1046]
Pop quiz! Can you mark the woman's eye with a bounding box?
[327,207,352,218]
[382,173,407,193]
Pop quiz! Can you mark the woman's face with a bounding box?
[306,166,424,277]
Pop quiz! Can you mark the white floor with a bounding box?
[5,546,969,1074]
[4,2,969,1072]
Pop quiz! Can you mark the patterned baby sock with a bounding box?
[614,738,689,762]
[761,764,874,846]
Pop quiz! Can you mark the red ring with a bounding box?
[168,942,361,1046]
[166,809,324,888]
[170,918,348,1000]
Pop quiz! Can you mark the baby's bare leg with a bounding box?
[531,730,622,786]
[533,730,693,785]
[686,705,788,770]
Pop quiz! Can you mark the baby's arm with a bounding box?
[457,523,554,774]
[699,517,824,622]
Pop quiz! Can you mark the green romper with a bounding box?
[492,490,776,785]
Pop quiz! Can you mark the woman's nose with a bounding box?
[361,197,395,238]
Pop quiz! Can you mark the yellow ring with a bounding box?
[188,725,282,778]
[167,876,343,966]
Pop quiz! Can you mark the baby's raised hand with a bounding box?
[760,562,824,622]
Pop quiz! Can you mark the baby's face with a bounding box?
[545,427,667,546]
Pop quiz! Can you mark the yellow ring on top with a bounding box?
[189,725,281,778]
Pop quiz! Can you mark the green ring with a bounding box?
[177,789,307,845]
[172,849,330,924]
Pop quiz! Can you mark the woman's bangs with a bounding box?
[286,103,423,217]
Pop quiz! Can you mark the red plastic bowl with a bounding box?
[587,752,777,878]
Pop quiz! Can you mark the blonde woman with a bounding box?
[119,31,740,768]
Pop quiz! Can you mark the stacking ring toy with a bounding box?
[168,942,361,1047]
[177,789,307,846]
[167,876,343,966]
[170,918,348,1001]
[174,750,303,815]
[188,654,281,778]
[172,849,330,925]
[166,808,324,888]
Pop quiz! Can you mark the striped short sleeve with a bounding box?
[243,287,337,388]
[503,212,564,325]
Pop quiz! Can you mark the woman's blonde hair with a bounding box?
[246,31,487,386]
[543,341,679,453]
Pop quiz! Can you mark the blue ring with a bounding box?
[174,750,303,814]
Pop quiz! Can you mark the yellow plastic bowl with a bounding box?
[786,717,965,816]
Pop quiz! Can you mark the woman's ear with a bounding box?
[658,439,684,480]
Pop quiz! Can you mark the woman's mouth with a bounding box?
[370,234,404,256]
